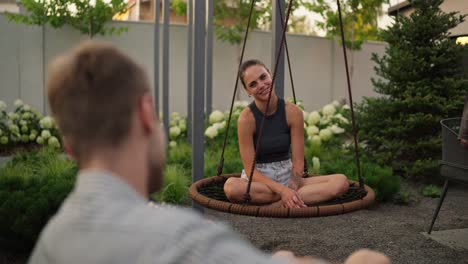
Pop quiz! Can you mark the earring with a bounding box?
[248,94,252,98]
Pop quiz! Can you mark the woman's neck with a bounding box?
[255,95,279,115]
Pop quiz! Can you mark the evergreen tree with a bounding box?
[357,0,468,180]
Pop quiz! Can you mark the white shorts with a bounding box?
[241,159,292,186]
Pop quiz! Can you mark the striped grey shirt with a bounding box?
[28,170,283,264]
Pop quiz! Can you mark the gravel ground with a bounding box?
[2,181,467,264]
[205,181,468,264]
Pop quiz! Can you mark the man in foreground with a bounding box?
[28,41,390,264]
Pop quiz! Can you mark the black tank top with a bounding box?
[249,98,291,163]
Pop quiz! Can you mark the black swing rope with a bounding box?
[275,0,309,175]
[216,0,257,177]
[336,0,364,188]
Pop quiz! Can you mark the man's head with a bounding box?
[47,41,165,193]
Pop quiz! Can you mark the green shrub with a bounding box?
[0,148,77,251]
[167,141,192,170]
[392,189,419,205]
[357,0,468,181]
[152,164,190,204]
[422,184,442,198]
[321,154,400,201]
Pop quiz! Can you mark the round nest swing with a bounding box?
[190,0,376,217]
[189,174,375,218]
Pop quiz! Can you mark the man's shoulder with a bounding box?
[137,205,202,224]
[130,205,227,237]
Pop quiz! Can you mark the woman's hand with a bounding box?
[280,187,306,208]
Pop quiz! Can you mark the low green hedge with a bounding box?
[0,148,77,251]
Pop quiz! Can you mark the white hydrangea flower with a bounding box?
[330,125,345,134]
[170,112,181,121]
[310,135,321,148]
[67,2,78,16]
[332,100,341,108]
[0,136,8,145]
[234,100,249,109]
[169,141,177,148]
[319,116,331,125]
[9,124,19,134]
[36,136,44,145]
[342,141,352,150]
[209,110,224,124]
[179,121,187,132]
[307,111,320,126]
[212,122,222,130]
[220,121,227,130]
[48,136,60,148]
[41,130,51,139]
[0,101,6,111]
[40,116,54,129]
[319,128,333,141]
[307,125,319,137]
[342,104,350,110]
[312,156,320,174]
[14,99,23,107]
[335,113,349,124]
[169,126,181,140]
[322,104,336,116]
[9,113,19,120]
[89,0,96,7]
[29,133,37,141]
[302,111,309,120]
[204,125,218,139]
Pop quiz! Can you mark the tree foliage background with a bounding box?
[7,0,127,37]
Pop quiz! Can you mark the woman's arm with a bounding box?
[237,108,286,195]
[286,102,305,178]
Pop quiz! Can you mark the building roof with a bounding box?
[388,1,412,16]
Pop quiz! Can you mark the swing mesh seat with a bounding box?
[189,174,375,218]
[189,0,376,217]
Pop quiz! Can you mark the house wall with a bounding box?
[442,0,468,37]
[0,14,385,115]
[391,0,468,37]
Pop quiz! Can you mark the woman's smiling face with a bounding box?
[242,64,274,101]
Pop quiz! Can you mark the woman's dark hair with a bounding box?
[239,59,269,88]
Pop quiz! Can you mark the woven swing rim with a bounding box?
[189,174,375,218]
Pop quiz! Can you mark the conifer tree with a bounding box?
[358,0,468,180]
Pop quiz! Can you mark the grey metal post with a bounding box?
[162,0,170,139]
[272,0,285,98]
[192,0,206,212]
[154,0,160,115]
[206,0,213,115]
[187,0,193,143]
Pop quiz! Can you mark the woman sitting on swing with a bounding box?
[224,59,349,208]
